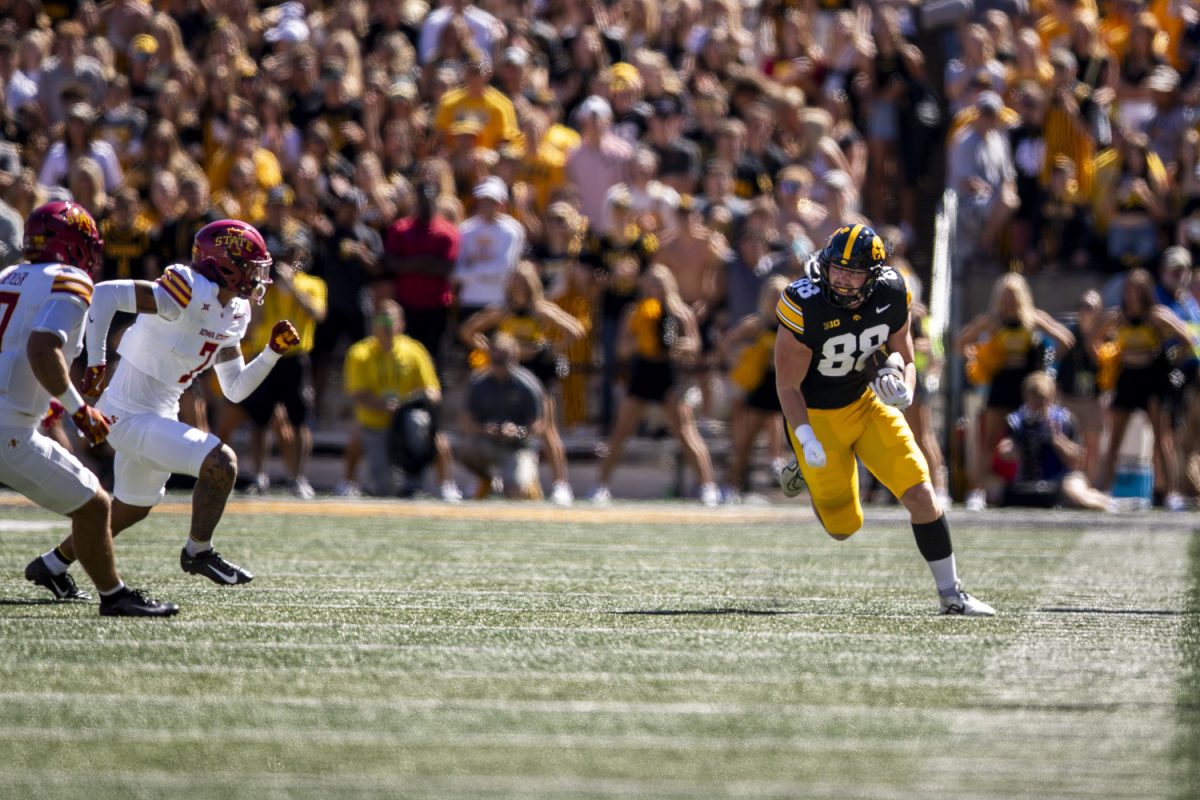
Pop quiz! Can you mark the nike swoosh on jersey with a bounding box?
[875,304,891,314]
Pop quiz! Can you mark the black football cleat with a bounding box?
[99,587,179,617]
[180,547,254,585]
[25,556,90,600]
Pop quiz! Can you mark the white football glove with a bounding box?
[794,424,826,468]
[871,353,913,410]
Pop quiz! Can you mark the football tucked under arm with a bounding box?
[865,350,912,409]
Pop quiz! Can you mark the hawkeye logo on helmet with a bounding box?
[871,236,886,262]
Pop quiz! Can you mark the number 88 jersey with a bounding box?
[775,268,911,409]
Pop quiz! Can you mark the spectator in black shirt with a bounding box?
[311,185,383,415]
[647,95,701,195]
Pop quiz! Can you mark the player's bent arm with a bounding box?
[84,280,172,366]
[773,328,814,430]
[213,344,282,404]
[27,331,80,403]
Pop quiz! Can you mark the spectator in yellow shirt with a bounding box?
[434,53,521,151]
[235,235,327,499]
[207,116,283,194]
[341,301,462,500]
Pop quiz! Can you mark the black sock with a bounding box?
[912,515,953,562]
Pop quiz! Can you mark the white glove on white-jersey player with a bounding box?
[871,352,913,410]
[793,424,826,468]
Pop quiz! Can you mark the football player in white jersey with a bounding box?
[25,219,300,590]
[4,202,177,616]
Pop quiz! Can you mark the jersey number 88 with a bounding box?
[816,324,889,378]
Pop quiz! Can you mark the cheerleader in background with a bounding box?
[720,276,790,500]
[590,264,721,507]
[1055,289,1106,484]
[1088,268,1197,510]
[460,261,585,505]
[530,201,593,429]
[960,272,1075,511]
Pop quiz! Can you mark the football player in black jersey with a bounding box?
[774,224,995,616]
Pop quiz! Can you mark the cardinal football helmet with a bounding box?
[23,201,105,277]
[192,219,273,304]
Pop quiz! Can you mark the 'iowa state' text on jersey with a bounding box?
[775,269,911,409]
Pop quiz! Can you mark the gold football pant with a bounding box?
[786,390,930,536]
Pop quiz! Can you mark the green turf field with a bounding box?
[0,495,1196,800]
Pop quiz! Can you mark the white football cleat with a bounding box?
[939,583,996,617]
[965,489,986,512]
[292,477,315,501]
[440,482,463,503]
[699,482,721,507]
[779,461,805,498]
[334,481,361,498]
[589,486,612,506]
[551,481,574,506]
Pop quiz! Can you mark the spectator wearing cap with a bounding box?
[607,62,651,146]
[948,90,1019,259]
[566,95,633,232]
[208,116,283,195]
[496,46,530,97]
[947,71,1022,141]
[264,10,311,50]
[126,31,166,114]
[235,233,327,500]
[37,21,107,126]
[454,177,525,321]
[258,184,308,265]
[39,102,124,194]
[434,54,520,152]
[100,0,152,65]
[384,168,461,366]
[646,94,701,195]
[418,0,500,65]
[312,184,384,416]
[1142,66,1190,174]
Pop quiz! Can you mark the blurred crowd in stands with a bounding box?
[1,0,1199,508]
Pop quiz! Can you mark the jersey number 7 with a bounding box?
[180,342,219,384]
